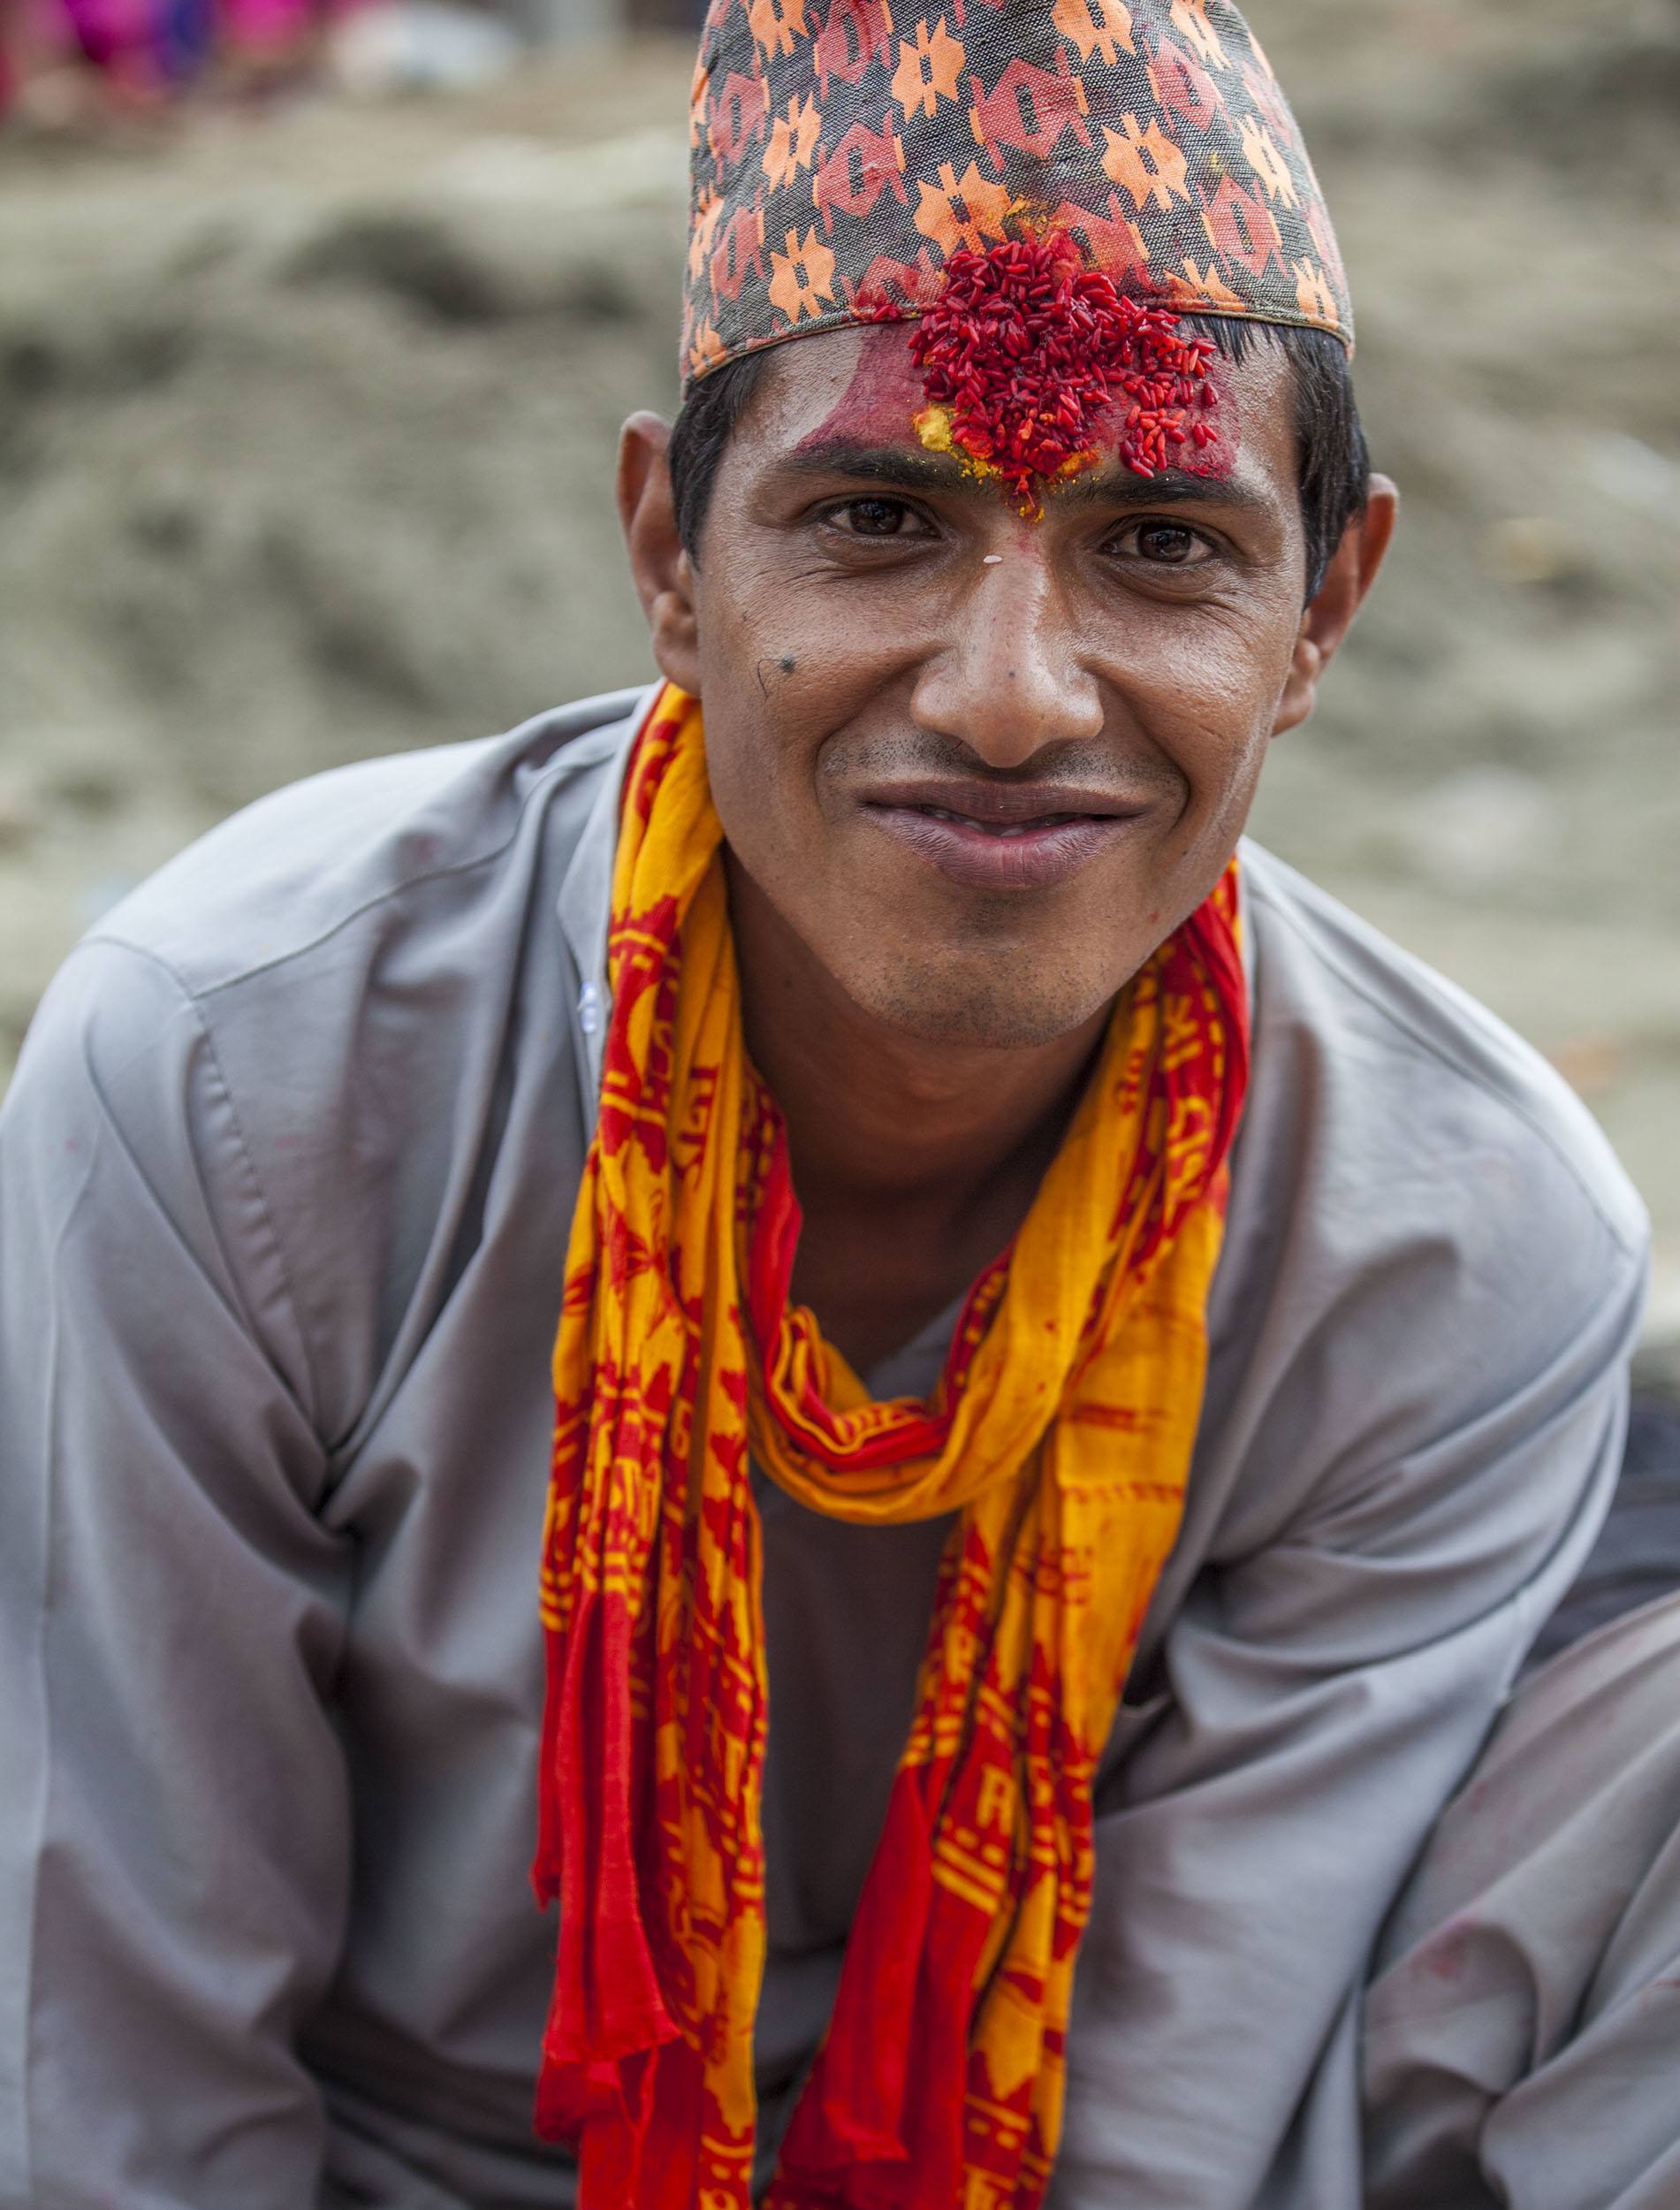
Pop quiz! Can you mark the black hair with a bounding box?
[665,317,1369,604]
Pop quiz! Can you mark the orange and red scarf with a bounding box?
[534,686,1248,2208]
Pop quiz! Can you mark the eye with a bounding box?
[1106,520,1214,567]
[828,497,931,539]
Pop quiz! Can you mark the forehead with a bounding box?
[732,321,1302,502]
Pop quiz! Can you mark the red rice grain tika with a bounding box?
[901,233,1219,511]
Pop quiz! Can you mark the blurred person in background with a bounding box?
[3,3,1677,2208]
[0,0,353,117]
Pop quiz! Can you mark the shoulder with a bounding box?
[1236,838,1647,1271]
[73,686,644,1002]
[1177,842,1651,1587]
[4,689,644,1439]
[1214,841,1649,1493]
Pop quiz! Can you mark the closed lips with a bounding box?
[909,804,1089,838]
[855,780,1145,825]
[856,783,1146,890]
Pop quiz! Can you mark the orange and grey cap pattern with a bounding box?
[682,0,1352,390]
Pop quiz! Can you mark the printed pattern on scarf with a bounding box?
[535,685,1249,2208]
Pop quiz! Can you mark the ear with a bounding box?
[618,412,703,697]
[1272,473,1399,736]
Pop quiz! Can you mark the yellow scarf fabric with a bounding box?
[533,685,1248,2208]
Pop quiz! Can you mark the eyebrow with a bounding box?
[778,438,1274,514]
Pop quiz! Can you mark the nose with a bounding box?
[908,544,1105,768]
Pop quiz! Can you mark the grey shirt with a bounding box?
[0,688,1647,2210]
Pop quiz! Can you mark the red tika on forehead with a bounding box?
[892,233,1219,513]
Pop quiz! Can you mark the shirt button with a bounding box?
[577,980,601,1036]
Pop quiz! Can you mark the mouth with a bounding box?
[858,782,1147,892]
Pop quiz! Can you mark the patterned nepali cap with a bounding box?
[681,0,1351,394]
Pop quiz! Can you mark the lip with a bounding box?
[859,781,1146,892]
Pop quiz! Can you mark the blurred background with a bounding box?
[2,0,1677,1384]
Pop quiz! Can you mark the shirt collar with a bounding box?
[554,683,658,1101]
[1235,835,1259,1003]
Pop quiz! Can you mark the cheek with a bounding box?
[1116,613,1292,814]
[696,649,837,871]
[696,589,879,764]
[693,523,910,751]
[1122,597,1272,713]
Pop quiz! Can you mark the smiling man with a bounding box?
[4,5,1678,2210]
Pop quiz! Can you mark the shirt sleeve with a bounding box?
[0,941,352,2210]
[1047,1187,1647,2210]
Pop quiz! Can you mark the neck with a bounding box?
[727,855,1110,1367]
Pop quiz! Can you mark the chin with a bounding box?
[846,952,1121,1052]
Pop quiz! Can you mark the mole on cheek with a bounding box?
[779,656,795,674]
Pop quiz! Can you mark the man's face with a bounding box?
[634,320,1370,1052]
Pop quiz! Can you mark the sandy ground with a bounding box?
[3,0,1678,1370]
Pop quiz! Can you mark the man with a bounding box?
[2,3,1676,2206]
